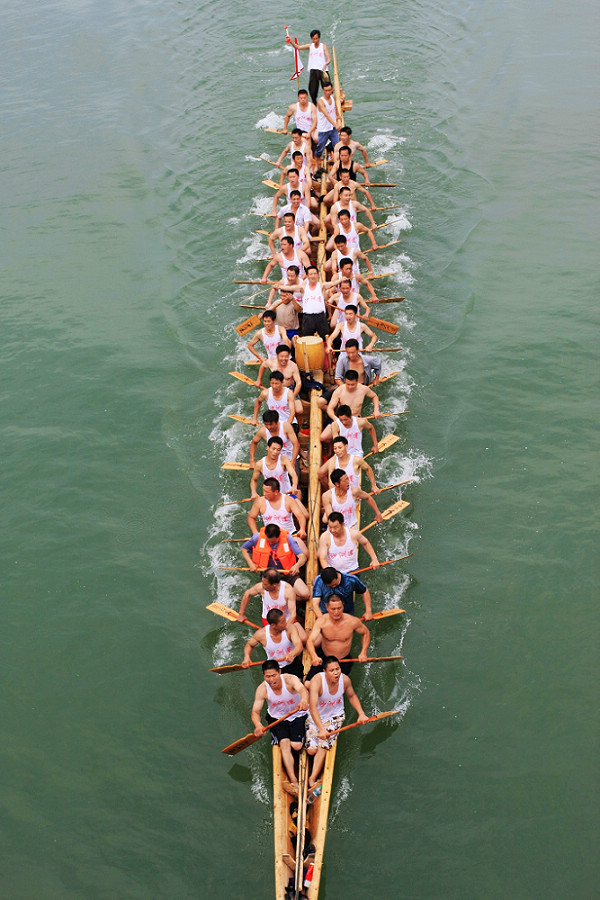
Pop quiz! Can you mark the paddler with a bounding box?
[320,403,378,456]
[247,476,307,540]
[334,339,382,386]
[318,435,380,492]
[332,125,372,167]
[250,659,309,792]
[261,234,310,284]
[314,82,342,164]
[282,88,317,136]
[286,30,331,106]
[249,410,299,467]
[318,369,381,418]
[241,523,310,601]
[326,145,370,190]
[238,570,301,630]
[324,235,375,278]
[325,167,375,210]
[271,167,314,216]
[306,596,370,676]
[268,289,300,341]
[325,185,377,232]
[275,189,319,230]
[305,654,369,789]
[255,345,303,411]
[311,566,373,620]
[326,276,371,325]
[338,257,379,302]
[247,310,291,364]
[273,264,340,341]
[327,208,377,252]
[326,303,377,352]
[321,469,383,531]
[250,436,299,499]
[268,211,311,255]
[317,511,380,573]
[252,370,297,427]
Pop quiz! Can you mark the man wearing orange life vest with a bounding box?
[241,523,310,600]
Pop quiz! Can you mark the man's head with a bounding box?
[327,511,345,537]
[330,468,350,491]
[333,436,349,456]
[321,567,341,587]
[262,310,276,325]
[265,523,281,542]
[262,568,282,588]
[262,476,280,500]
[275,346,290,366]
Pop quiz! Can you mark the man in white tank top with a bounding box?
[305,655,368,788]
[262,235,310,285]
[326,304,377,354]
[255,346,304,424]
[252,370,296,427]
[326,277,372,327]
[238,569,299,625]
[315,82,341,161]
[271,168,313,216]
[321,403,378,456]
[282,90,317,138]
[329,209,377,252]
[325,185,377,231]
[318,436,380,494]
[268,211,310,256]
[247,309,290,364]
[321,469,383,529]
[287,30,331,104]
[250,436,298,500]
[250,410,299,467]
[318,511,380,573]
[249,659,308,789]
[247,477,307,540]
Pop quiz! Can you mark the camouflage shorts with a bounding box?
[305,713,345,750]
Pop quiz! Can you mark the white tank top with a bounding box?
[333,199,357,223]
[302,281,326,315]
[341,320,363,350]
[317,95,335,132]
[266,674,303,719]
[261,327,282,359]
[326,526,358,573]
[336,416,363,456]
[263,496,295,533]
[294,103,314,134]
[280,247,305,278]
[330,489,358,528]
[282,225,304,251]
[334,290,360,323]
[267,386,297,426]
[308,43,327,72]
[261,583,289,621]
[262,454,292,493]
[286,182,307,208]
[339,221,360,250]
[334,246,359,274]
[316,672,345,719]
[335,454,359,488]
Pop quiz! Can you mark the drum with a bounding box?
[296,336,325,372]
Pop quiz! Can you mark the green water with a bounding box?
[1,0,597,897]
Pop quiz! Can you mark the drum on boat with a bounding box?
[296,335,325,372]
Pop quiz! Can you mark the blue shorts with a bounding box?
[286,328,300,339]
[316,128,339,158]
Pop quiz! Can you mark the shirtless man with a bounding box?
[247,310,290,363]
[250,410,299,466]
[247,476,307,539]
[334,340,382,386]
[332,126,371,167]
[262,235,310,284]
[326,185,376,231]
[253,370,297,426]
[282,90,318,139]
[238,569,299,627]
[250,436,298,499]
[326,304,377,353]
[271,168,313,216]
[305,655,368,789]
[250,659,308,790]
[320,369,381,418]
[287,30,331,105]
[321,469,383,529]
[268,211,310,255]
[326,167,375,210]
[318,435,380,492]
[326,277,371,325]
[317,511,379,573]
[322,404,378,455]
[307,596,370,673]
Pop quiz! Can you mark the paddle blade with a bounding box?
[221,461,253,471]
[370,608,406,620]
[210,660,263,674]
[377,370,401,385]
[227,414,254,425]
[364,433,399,459]
[235,315,261,337]
[221,731,261,755]
[361,499,410,533]
[366,316,398,335]
[229,371,259,388]
[328,708,402,738]
[206,602,259,630]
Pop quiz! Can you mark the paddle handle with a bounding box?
[351,553,412,575]
[327,709,399,738]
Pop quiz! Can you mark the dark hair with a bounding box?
[263,409,279,424]
[334,235,348,245]
[339,145,351,155]
[291,151,303,161]
[270,370,284,382]
[323,655,341,669]
[297,90,308,98]
[345,339,359,351]
[263,477,280,492]
[340,126,352,136]
[310,29,321,38]
[330,468,346,485]
[345,304,357,314]
[338,209,351,218]
[332,436,348,446]
[287,265,299,275]
[328,511,345,525]
[287,168,299,177]
[275,344,290,355]
[306,264,318,274]
[267,435,284,448]
[281,235,294,247]
[263,568,281,585]
[321,567,339,586]
[262,310,276,321]
[283,211,296,221]
[262,659,280,673]
[266,608,285,625]
[339,169,351,178]
[337,404,352,418]
[265,523,281,539]
[345,369,359,382]
[289,190,302,199]
[340,258,354,269]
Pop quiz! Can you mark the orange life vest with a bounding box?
[252,528,297,570]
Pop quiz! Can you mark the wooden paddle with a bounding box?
[327,708,401,739]
[377,370,401,385]
[217,496,253,508]
[363,433,399,459]
[367,272,393,281]
[264,127,287,134]
[245,359,260,366]
[364,410,408,420]
[255,229,271,236]
[229,371,261,388]
[375,347,403,352]
[364,608,406,621]
[239,304,268,310]
[206,601,259,630]
[371,218,403,232]
[262,178,280,190]
[372,205,402,211]
[235,315,261,337]
[365,159,389,168]
[366,479,411,495]
[227,413,255,425]
[364,315,398,335]
[351,553,412,575]
[211,653,403,674]
[367,183,397,188]
[364,240,402,254]
[360,499,410,533]
[221,705,302,755]
[233,279,278,285]
[372,296,405,305]
[221,461,253,471]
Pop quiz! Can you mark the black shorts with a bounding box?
[305,648,353,682]
[280,656,304,680]
[266,712,307,745]
[301,312,329,341]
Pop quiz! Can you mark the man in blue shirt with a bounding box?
[311,566,372,620]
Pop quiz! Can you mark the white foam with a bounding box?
[256,112,285,131]
[368,133,407,154]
